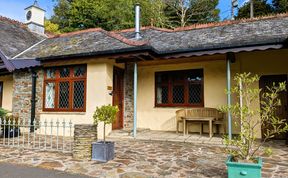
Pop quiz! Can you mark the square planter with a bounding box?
[91,141,114,162]
[226,155,262,178]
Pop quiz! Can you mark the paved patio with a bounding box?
[0,138,287,178]
[108,130,224,145]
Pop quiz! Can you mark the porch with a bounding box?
[108,129,223,145]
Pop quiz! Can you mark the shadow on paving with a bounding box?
[0,162,92,178]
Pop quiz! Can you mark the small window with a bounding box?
[155,69,204,107]
[43,65,86,112]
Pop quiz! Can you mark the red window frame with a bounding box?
[155,69,204,107]
[43,65,87,112]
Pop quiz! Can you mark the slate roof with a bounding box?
[0,16,44,58]
[16,14,288,60]
[18,28,147,59]
[119,15,288,54]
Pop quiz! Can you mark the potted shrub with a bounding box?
[221,73,288,178]
[92,104,119,162]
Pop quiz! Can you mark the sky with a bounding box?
[0,0,253,23]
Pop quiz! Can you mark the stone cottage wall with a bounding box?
[12,69,43,122]
[123,63,134,130]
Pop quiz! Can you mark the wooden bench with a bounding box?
[176,108,226,138]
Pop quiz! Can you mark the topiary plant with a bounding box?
[93,105,119,143]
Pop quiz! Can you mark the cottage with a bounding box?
[0,2,288,141]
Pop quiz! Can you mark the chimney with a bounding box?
[135,3,141,40]
[24,0,46,35]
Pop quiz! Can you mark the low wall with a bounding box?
[73,124,97,160]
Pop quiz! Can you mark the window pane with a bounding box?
[173,85,184,103]
[45,82,55,108]
[60,67,70,78]
[189,84,202,104]
[187,69,203,82]
[46,69,55,79]
[156,86,168,104]
[73,81,85,109]
[156,74,168,84]
[59,82,70,109]
[74,66,86,77]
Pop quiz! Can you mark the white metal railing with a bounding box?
[0,118,74,153]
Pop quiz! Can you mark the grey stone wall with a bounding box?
[73,124,97,160]
[123,63,134,130]
[12,69,43,122]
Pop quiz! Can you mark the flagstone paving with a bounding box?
[0,139,287,178]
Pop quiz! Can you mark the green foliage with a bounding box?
[93,105,119,142]
[50,0,219,32]
[272,0,288,13]
[221,73,288,161]
[44,20,61,34]
[236,0,274,19]
[0,108,9,118]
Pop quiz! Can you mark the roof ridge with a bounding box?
[103,31,148,46]
[0,15,26,27]
[49,27,148,46]
[117,13,288,33]
[49,28,103,38]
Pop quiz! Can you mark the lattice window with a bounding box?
[59,82,70,108]
[43,65,86,112]
[155,69,203,107]
[73,81,85,109]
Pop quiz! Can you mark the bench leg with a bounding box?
[200,123,203,135]
[183,119,186,136]
[176,121,179,134]
[209,120,213,138]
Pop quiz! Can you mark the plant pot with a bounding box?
[226,155,263,178]
[91,141,114,162]
[2,127,21,138]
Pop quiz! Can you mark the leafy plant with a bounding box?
[0,108,9,118]
[221,73,288,162]
[93,105,119,142]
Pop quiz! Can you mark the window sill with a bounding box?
[40,111,86,115]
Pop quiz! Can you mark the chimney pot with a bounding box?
[135,3,141,39]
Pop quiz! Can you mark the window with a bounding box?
[43,65,86,112]
[155,69,204,107]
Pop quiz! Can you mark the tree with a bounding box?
[236,0,274,19]
[164,0,220,28]
[272,0,288,13]
[44,20,61,34]
[50,0,168,32]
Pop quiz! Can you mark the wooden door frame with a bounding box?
[0,82,3,108]
[259,74,288,141]
[112,67,124,130]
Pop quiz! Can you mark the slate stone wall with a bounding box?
[73,124,97,160]
[12,69,43,122]
[123,63,134,130]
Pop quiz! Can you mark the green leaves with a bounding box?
[222,72,288,161]
[93,104,119,125]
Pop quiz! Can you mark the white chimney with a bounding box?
[135,3,141,40]
[24,0,46,35]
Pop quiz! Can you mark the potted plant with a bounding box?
[221,73,288,178]
[92,104,119,162]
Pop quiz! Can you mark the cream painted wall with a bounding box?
[39,62,114,138]
[0,75,13,111]
[137,60,229,133]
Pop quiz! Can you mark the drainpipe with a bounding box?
[30,69,37,132]
[133,63,138,138]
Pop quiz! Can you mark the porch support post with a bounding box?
[226,53,233,140]
[133,62,138,138]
